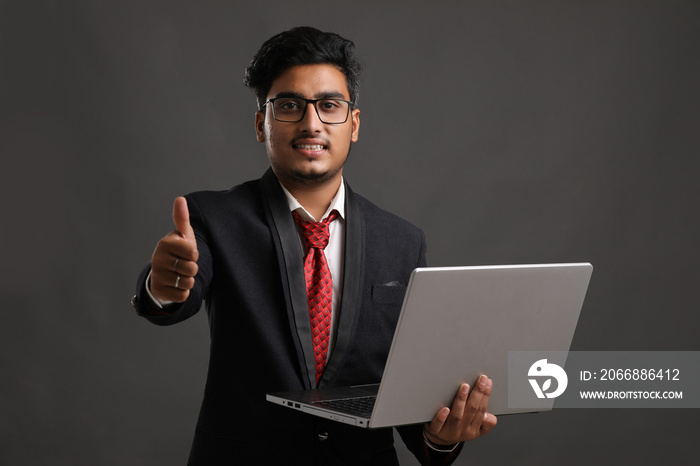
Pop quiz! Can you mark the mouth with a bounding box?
[292,139,330,158]
[293,143,327,151]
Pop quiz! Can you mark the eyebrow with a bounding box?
[273,91,348,100]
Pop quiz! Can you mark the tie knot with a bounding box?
[292,210,339,250]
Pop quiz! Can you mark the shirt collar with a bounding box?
[279,178,346,222]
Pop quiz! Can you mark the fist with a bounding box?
[150,197,199,302]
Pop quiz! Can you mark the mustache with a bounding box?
[291,136,330,146]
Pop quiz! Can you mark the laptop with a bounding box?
[267,262,593,428]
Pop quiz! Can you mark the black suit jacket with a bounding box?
[133,169,463,465]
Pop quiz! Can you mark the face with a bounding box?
[255,64,360,189]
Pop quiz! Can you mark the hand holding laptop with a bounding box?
[424,376,497,447]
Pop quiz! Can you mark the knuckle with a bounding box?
[183,261,198,277]
[153,242,176,262]
[183,246,198,262]
[159,232,179,247]
[448,408,463,423]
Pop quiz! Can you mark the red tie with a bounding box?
[292,209,339,385]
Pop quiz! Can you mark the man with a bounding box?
[132,27,496,465]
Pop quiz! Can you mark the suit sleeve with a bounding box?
[396,424,464,466]
[131,195,213,326]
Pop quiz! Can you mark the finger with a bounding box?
[150,237,198,304]
[426,382,468,437]
[447,383,470,424]
[167,272,196,291]
[151,283,191,303]
[466,376,492,426]
[173,257,199,277]
[480,413,498,435]
[150,271,195,302]
[172,196,195,240]
[151,268,196,291]
[152,234,198,268]
[425,407,450,436]
[152,252,199,277]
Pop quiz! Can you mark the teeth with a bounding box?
[296,144,324,150]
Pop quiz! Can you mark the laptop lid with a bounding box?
[268,262,593,428]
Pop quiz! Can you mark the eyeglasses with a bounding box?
[262,97,353,124]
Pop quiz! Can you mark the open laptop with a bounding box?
[267,262,593,428]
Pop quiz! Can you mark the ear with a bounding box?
[350,108,360,143]
[255,111,266,143]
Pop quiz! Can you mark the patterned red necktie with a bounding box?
[292,209,339,385]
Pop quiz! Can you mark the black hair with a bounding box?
[243,26,362,110]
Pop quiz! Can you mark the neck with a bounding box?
[280,175,342,221]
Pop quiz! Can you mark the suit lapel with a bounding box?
[260,169,316,389]
[319,180,364,387]
[261,170,365,389]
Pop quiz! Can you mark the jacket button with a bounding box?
[318,432,329,442]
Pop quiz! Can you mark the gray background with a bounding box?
[2,0,699,464]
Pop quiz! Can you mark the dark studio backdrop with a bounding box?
[1,1,699,464]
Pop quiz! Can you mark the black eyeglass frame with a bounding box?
[261,97,354,124]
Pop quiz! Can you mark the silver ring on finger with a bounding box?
[173,258,179,273]
[175,275,181,289]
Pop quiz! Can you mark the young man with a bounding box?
[132,27,496,465]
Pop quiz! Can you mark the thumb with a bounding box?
[172,196,195,240]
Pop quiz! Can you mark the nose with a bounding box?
[298,101,324,132]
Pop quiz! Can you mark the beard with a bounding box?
[271,143,352,186]
[290,164,342,185]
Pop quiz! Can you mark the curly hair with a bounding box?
[243,26,362,110]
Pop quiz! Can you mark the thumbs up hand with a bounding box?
[150,197,200,303]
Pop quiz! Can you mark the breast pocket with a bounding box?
[357,284,408,373]
[371,283,407,306]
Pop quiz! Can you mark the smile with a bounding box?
[294,144,326,151]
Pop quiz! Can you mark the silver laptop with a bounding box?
[267,262,593,428]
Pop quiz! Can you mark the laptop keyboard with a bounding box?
[312,396,376,418]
